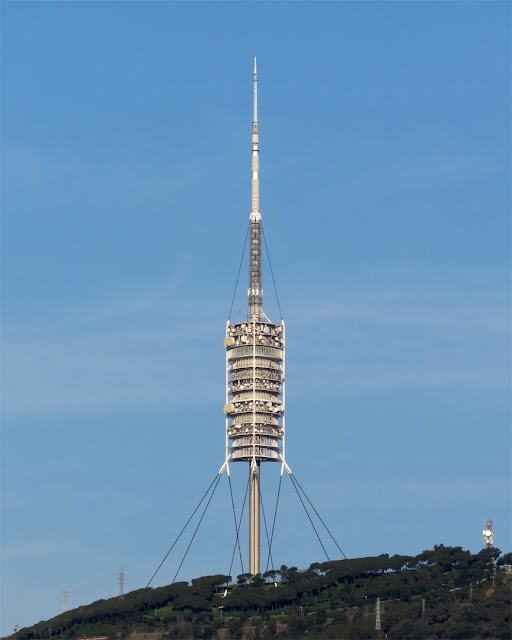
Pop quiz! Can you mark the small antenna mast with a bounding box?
[61,588,68,613]
[483,519,494,548]
[119,568,125,600]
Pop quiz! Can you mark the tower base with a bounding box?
[249,461,260,575]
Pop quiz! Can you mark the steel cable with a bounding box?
[259,489,275,576]
[292,474,347,559]
[265,473,283,573]
[146,471,221,587]
[261,224,283,320]
[228,224,250,321]
[228,476,250,578]
[172,473,223,583]
[228,473,244,576]
[289,474,330,562]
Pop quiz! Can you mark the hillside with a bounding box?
[8,545,511,640]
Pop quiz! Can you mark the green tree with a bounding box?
[263,570,278,584]
[497,551,512,566]
[315,608,327,625]
[285,567,300,584]
[251,574,265,588]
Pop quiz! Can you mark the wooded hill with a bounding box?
[8,545,511,639]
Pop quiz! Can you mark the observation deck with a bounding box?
[224,320,285,462]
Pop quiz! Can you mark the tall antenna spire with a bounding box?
[249,57,262,321]
[251,56,260,219]
[253,57,258,124]
[248,56,262,574]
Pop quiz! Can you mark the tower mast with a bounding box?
[249,57,262,576]
[249,57,262,321]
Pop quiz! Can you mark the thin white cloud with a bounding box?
[2,539,80,560]
[322,474,510,508]
[2,293,224,417]
[2,144,202,212]
[2,269,509,418]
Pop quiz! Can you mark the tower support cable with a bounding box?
[259,489,276,576]
[289,474,330,562]
[228,477,250,578]
[172,473,223,584]
[146,471,221,587]
[228,225,250,320]
[261,224,283,320]
[291,474,347,559]
[228,473,245,577]
[265,473,283,573]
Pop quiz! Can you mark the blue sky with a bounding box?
[1,0,510,634]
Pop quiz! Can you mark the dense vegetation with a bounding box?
[9,546,511,640]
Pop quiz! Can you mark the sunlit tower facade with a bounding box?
[223,60,286,576]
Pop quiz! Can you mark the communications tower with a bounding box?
[223,59,286,576]
[146,60,346,592]
[483,520,493,549]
